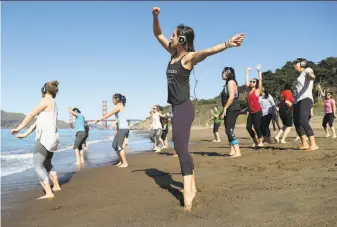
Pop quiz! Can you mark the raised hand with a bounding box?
[256,64,261,71]
[11,128,20,135]
[152,7,160,16]
[228,33,245,47]
[246,67,252,72]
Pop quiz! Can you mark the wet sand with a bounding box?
[2,124,337,227]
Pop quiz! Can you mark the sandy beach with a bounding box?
[2,120,337,227]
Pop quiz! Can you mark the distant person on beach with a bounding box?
[83,122,90,153]
[11,80,61,200]
[275,84,294,143]
[259,88,276,144]
[245,65,264,147]
[220,67,241,157]
[152,6,244,211]
[160,113,170,149]
[317,84,337,138]
[292,58,318,151]
[66,106,86,165]
[210,106,221,142]
[148,105,165,152]
[94,93,129,168]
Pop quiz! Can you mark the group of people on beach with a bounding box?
[10,7,336,212]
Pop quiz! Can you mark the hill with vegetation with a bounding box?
[135,57,337,130]
[1,110,69,129]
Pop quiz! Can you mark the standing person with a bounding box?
[83,122,90,153]
[160,113,170,149]
[66,106,86,165]
[275,84,295,143]
[148,105,165,152]
[211,106,221,142]
[11,81,61,199]
[220,67,241,157]
[259,89,274,144]
[317,85,337,138]
[245,65,264,147]
[152,6,244,211]
[94,93,129,167]
[292,58,318,151]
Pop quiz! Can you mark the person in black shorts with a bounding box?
[160,114,170,148]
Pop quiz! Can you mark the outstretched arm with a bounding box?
[66,106,78,117]
[16,122,37,139]
[256,64,262,95]
[152,7,175,55]
[11,99,48,134]
[190,33,245,66]
[317,84,325,97]
[332,99,336,118]
[245,67,252,87]
[94,106,120,124]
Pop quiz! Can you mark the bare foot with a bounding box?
[183,191,195,212]
[215,140,221,143]
[332,135,337,139]
[75,161,81,165]
[52,186,61,191]
[114,162,122,167]
[155,147,162,153]
[229,151,235,156]
[252,143,257,148]
[305,145,319,152]
[36,194,54,200]
[326,134,331,138]
[229,154,241,158]
[294,137,300,141]
[280,140,287,144]
[257,143,264,147]
[118,163,128,168]
[172,154,178,158]
[299,145,310,150]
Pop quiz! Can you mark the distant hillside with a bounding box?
[1,110,69,129]
[136,56,337,129]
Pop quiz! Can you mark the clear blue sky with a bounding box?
[2,1,337,122]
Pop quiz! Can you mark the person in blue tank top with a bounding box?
[66,106,87,165]
[152,6,245,212]
[94,93,130,168]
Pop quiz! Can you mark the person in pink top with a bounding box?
[317,84,337,138]
[245,64,263,147]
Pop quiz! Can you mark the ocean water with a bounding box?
[1,128,171,205]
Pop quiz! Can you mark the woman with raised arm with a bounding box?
[245,65,264,147]
[152,6,244,211]
[317,84,337,138]
[220,67,241,157]
[66,106,86,165]
[292,58,318,151]
[11,81,61,200]
[94,93,130,167]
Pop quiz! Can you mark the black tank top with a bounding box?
[221,80,241,111]
[166,54,191,105]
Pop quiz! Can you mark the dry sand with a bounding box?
[2,123,337,227]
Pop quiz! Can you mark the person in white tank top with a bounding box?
[148,105,166,152]
[11,80,61,200]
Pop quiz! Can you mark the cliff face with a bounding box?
[1,110,69,129]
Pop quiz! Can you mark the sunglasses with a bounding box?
[250,80,256,83]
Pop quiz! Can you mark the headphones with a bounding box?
[41,83,48,94]
[225,69,232,76]
[296,58,307,68]
[178,35,186,45]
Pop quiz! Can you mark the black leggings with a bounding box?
[322,113,334,128]
[246,111,263,139]
[293,98,314,137]
[172,99,195,176]
[261,114,273,138]
[224,110,240,145]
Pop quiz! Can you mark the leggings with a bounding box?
[261,113,273,138]
[33,142,54,182]
[149,129,162,146]
[293,98,314,137]
[224,110,240,145]
[172,99,195,176]
[322,113,334,128]
[246,110,263,139]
